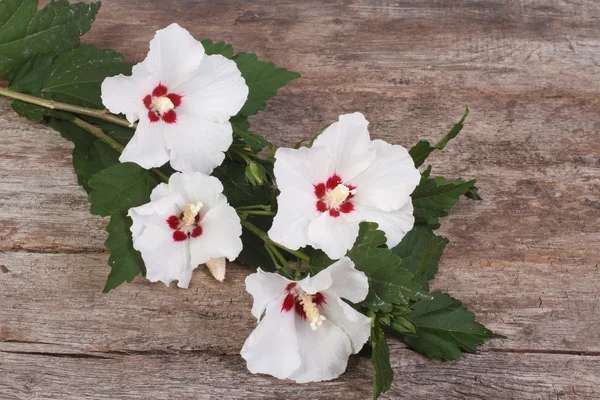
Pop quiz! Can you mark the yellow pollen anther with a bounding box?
[153,96,175,114]
[182,202,203,226]
[327,184,355,208]
[298,292,326,331]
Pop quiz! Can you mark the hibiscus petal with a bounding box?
[162,110,232,174]
[268,188,320,251]
[188,202,242,267]
[133,224,193,288]
[321,292,371,353]
[349,202,415,248]
[273,146,331,192]
[175,54,248,123]
[307,213,360,260]
[312,112,376,182]
[140,23,205,89]
[167,172,224,210]
[129,189,186,240]
[101,66,152,125]
[326,257,369,303]
[349,139,421,211]
[287,317,353,383]
[241,294,302,380]
[245,268,291,320]
[119,118,170,169]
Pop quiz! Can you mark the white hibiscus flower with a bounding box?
[268,112,421,259]
[129,172,243,287]
[241,257,371,383]
[101,23,248,174]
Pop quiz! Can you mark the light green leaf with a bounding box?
[412,175,478,229]
[233,52,300,116]
[403,291,504,360]
[0,0,100,79]
[88,162,158,217]
[102,211,145,293]
[391,226,448,290]
[348,222,430,311]
[409,107,469,167]
[40,44,131,108]
[371,319,394,400]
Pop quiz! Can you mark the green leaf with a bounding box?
[102,211,145,293]
[412,175,478,229]
[232,119,271,153]
[11,100,73,122]
[233,52,300,116]
[201,38,234,58]
[391,226,449,290]
[371,319,394,400]
[212,161,270,208]
[403,291,504,360]
[88,162,158,217]
[348,222,430,311]
[48,118,119,192]
[8,53,53,93]
[409,107,469,167]
[0,0,100,79]
[237,215,277,271]
[98,122,135,146]
[40,44,131,108]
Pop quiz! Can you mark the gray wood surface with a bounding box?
[2,0,600,398]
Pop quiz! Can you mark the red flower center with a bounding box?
[167,211,203,242]
[314,174,356,218]
[143,83,182,124]
[280,282,327,320]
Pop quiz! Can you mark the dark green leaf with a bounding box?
[9,53,53,93]
[306,248,335,275]
[88,162,158,217]
[391,226,449,290]
[403,291,504,360]
[371,319,394,399]
[102,211,145,293]
[201,38,234,58]
[11,101,73,122]
[237,215,276,271]
[98,123,135,146]
[41,44,131,108]
[409,107,469,167]
[232,120,271,153]
[0,0,100,79]
[233,52,300,116]
[212,161,270,207]
[348,222,430,311]
[412,175,478,229]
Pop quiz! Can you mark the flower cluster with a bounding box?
[99,23,420,384]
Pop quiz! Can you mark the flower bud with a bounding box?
[245,161,267,186]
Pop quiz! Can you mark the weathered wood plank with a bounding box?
[1,348,599,400]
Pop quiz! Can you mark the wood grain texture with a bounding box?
[2,0,600,398]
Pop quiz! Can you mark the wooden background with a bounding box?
[2,0,600,398]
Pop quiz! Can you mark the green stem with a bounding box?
[0,86,134,128]
[239,210,276,216]
[240,219,310,263]
[236,204,272,211]
[70,117,168,183]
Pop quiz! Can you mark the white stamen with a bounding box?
[298,292,327,331]
[182,202,203,226]
[326,184,355,209]
[153,96,175,115]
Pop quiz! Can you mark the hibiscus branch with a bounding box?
[0,87,134,128]
[240,219,310,263]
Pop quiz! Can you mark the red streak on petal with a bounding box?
[143,95,152,109]
[316,200,328,213]
[285,282,297,291]
[194,213,200,224]
[314,183,326,198]
[152,84,168,97]
[173,230,188,242]
[166,93,182,107]
[329,208,340,218]
[326,174,342,190]
[347,184,357,199]
[339,202,354,214]
[148,111,160,122]
[167,215,180,229]
[295,300,307,319]
[190,226,203,238]
[281,293,295,312]
[162,110,177,124]
[315,292,327,306]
